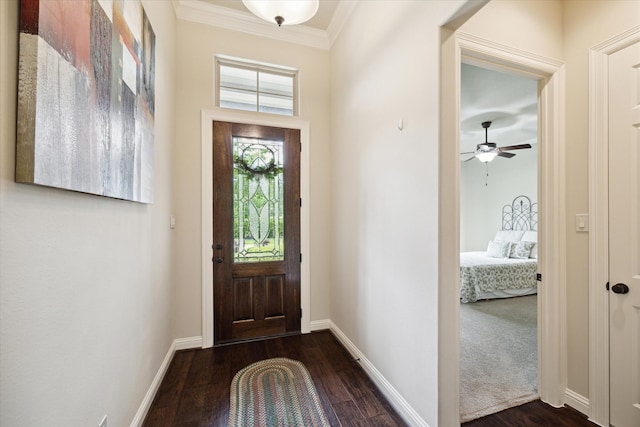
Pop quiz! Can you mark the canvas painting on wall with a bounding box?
[16,0,156,203]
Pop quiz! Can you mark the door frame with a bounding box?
[588,25,640,427]
[201,108,311,349]
[439,30,566,425]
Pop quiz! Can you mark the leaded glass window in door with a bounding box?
[233,137,284,263]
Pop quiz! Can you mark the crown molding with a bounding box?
[172,0,331,50]
[327,0,358,47]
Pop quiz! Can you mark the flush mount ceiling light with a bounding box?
[242,0,319,27]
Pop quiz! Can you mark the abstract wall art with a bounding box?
[16,0,156,203]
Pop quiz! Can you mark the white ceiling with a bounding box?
[460,63,538,156]
[200,0,341,30]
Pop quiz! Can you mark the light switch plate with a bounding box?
[576,213,589,232]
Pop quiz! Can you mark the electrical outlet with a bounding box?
[98,415,107,427]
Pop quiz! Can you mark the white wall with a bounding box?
[172,21,332,338]
[0,1,176,425]
[459,0,564,61]
[562,0,640,400]
[330,1,466,425]
[461,145,537,251]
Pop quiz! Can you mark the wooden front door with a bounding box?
[213,122,301,345]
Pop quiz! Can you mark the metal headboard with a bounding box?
[502,195,537,231]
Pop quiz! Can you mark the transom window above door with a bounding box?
[216,56,298,116]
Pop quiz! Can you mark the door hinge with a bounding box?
[300,309,303,319]
[300,253,302,262]
[536,273,542,281]
[606,281,610,291]
[300,198,302,207]
[300,142,302,152]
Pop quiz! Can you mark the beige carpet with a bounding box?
[460,295,538,422]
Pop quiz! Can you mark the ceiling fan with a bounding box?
[461,121,532,162]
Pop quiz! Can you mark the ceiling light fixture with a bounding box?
[242,0,319,27]
[461,121,531,163]
[475,151,498,163]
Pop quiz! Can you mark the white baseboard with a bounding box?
[130,341,176,427]
[328,321,429,427]
[309,319,331,331]
[175,336,203,350]
[564,388,589,418]
[130,336,203,427]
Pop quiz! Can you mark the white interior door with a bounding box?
[609,39,640,427]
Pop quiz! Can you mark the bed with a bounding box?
[460,195,538,303]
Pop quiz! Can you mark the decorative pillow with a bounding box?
[487,240,511,258]
[527,242,538,259]
[521,231,538,258]
[509,241,536,259]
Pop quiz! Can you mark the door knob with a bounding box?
[215,257,224,264]
[611,283,629,294]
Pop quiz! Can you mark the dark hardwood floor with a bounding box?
[463,400,597,427]
[143,330,407,426]
[143,330,597,427]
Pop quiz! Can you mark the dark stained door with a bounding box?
[213,122,301,345]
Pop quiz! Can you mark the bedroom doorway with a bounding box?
[458,64,540,422]
[439,21,566,427]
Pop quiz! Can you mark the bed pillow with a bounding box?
[521,231,538,258]
[487,240,511,258]
[509,241,536,259]
[494,230,525,243]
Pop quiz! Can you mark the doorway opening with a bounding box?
[458,63,539,422]
[438,29,566,427]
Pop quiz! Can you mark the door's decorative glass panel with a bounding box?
[233,137,284,263]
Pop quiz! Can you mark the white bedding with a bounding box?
[460,251,538,303]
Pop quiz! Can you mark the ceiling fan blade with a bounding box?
[497,151,515,158]
[460,151,475,155]
[463,156,476,162]
[498,143,532,151]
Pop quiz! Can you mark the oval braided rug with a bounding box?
[228,357,330,427]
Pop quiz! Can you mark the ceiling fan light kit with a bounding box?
[242,0,320,27]
[476,151,498,163]
[461,121,532,163]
